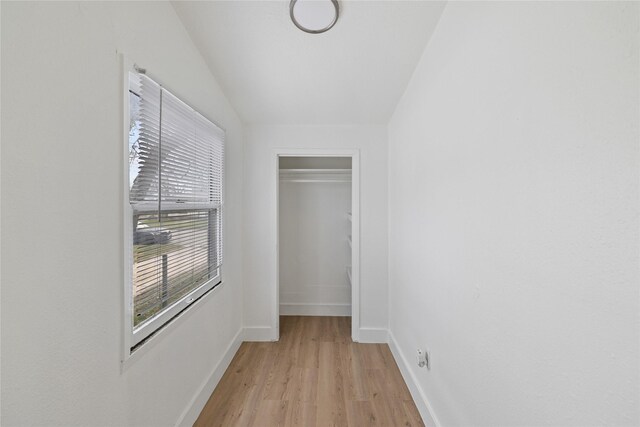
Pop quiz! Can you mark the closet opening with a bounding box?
[274,150,360,342]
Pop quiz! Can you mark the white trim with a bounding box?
[357,327,388,343]
[174,327,244,427]
[388,331,440,427]
[351,152,361,342]
[243,326,277,342]
[132,201,220,213]
[121,282,226,372]
[122,55,135,363]
[280,303,351,316]
[274,152,281,339]
[273,148,361,343]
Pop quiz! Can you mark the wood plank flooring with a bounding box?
[194,316,424,427]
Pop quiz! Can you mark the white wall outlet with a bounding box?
[417,349,426,367]
[417,348,431,369]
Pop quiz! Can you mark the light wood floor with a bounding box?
[194,316,424,427]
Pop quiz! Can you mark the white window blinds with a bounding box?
[128,72,224,347]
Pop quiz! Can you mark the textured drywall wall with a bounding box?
[243,125,388,332]
[388,2,639,425]
[1,2,243,425]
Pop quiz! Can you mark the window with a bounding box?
[127,72,224,348]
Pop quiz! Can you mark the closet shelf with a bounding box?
[279,169,352,183]
[346,266,352,285]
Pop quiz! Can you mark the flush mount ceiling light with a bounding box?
[290,0,339,34]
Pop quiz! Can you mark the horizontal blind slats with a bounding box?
[128,71,224,338]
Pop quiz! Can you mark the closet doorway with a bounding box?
[274,149,360,342]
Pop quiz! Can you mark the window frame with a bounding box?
[121,57,224,363]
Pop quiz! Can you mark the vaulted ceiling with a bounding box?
[173,1,446,125]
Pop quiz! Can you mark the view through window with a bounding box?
[128,72,224,346]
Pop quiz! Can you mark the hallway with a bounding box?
[3,2,637,425]
[195,316,423,426]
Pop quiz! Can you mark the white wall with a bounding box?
[279,175,351,315]
[243,125,388,337]
[1,2,243,425]
[388,2,639,426]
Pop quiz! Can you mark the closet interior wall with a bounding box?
[279,157,352,316]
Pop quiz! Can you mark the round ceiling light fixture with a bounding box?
[290,0,339,34]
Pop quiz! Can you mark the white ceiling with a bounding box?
[172,1,446,125]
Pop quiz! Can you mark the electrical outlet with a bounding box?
[417,348,431,369]
[417,349,426,367]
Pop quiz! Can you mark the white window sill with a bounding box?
[120,281,225,373]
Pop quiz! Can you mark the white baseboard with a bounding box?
[280,303,351,316]
[175,327,243,427]
[388,331,440,427]
[357,327,388,343]
[243,326,277,341]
